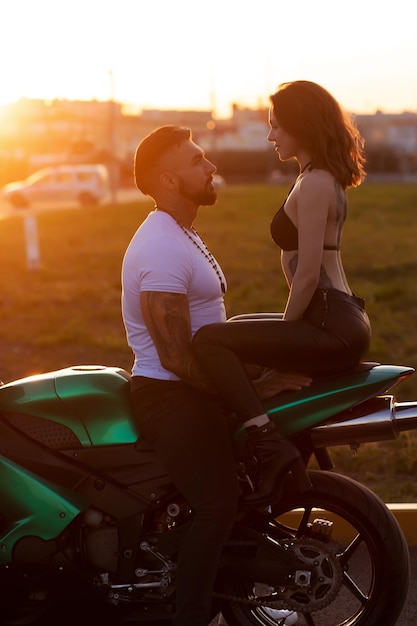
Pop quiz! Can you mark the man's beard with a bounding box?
[178,177,217,206]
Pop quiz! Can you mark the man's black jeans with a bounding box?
[131,378,240,626]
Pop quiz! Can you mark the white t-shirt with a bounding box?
[121,210,227,379]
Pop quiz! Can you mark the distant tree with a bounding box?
[204,149,304,182]
[365,145,401,173]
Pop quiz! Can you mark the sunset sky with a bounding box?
[1,0,416,118]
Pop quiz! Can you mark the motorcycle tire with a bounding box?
[218,469,410,626]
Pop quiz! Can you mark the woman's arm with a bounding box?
[283,174,333,320]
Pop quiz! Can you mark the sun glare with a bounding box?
[1,0,416,115]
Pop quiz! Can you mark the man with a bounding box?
[121,126,303,626]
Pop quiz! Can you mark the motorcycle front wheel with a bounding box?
[218,470,410,626]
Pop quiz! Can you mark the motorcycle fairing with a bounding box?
[0,420,165,581]
[0,455,86,563]
[264,364,414,436]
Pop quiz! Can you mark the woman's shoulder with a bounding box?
[305,167,334,184]
[297,168,338,197]
[288,170,342,216]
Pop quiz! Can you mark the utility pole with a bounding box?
[23,210,41,270]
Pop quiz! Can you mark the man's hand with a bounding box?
[252,368,312,399]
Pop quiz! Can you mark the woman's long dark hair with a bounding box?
[270,81,366,188]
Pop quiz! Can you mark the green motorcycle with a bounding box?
[0,362,415,625]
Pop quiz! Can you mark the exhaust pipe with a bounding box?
[394,401,417,431]
[311,395,417,447]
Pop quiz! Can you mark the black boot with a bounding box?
[243,420,301,506]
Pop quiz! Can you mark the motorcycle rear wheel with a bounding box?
[218,470,410,626]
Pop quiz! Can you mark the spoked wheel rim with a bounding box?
[219,471,408,626]
[267,502,379,625]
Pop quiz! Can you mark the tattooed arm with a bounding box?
[140,290,216,394]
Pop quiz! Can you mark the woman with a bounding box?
[192,80,371,505]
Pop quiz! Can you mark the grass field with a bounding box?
[1,182,417,500]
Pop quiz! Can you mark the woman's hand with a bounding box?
[252,367,312,399]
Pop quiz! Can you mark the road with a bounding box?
[396,547,417,626]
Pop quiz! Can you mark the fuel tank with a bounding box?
[0,365,136,446]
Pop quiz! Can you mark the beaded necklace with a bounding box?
[156,206,226,294]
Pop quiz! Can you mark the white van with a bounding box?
[1,164,110,209]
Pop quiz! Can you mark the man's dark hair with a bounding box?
[134,125,191,195]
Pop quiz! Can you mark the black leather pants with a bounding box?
[193,288,372,422]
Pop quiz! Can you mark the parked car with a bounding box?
[1,164,110,209]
